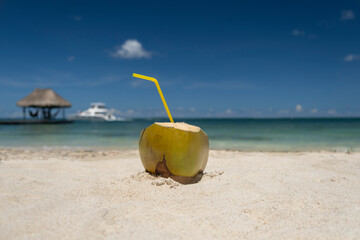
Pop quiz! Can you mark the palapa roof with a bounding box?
[17,88,71,108]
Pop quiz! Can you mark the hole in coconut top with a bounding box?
[155,122,201,132]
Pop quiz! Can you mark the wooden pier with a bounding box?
[0,119,74,125]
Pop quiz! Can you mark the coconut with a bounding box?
[139,122,209,184]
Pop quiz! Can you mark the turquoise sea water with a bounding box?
[1,118,360,151]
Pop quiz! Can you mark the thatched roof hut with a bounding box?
[17,88,71,108]
[17,88,71,120]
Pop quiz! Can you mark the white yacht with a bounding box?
[76,103,120,121]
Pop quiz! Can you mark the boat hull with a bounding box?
[72,116,123,122]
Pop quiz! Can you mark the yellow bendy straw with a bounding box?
[132,73,174,123]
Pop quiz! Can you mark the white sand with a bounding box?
[0,149,360,239]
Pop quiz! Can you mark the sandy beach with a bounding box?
[0,148,359,239]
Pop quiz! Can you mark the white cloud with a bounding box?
[291,30,317,39]
[111,39,152,59]
[225,109,233,115]
[328,109,336,115]
[130,79,146,88]
[10,111,23,118]
[69,15,82,21]
[0,73,126,88]
[87,75,123,86]
[0,77,61,88]
[296,104,303,112]
[310,108,318,113]
[277,109,289,115]
[189,107,196,112]
[344,54,360,62]
[67,56,75,62]
[341,10,355,20]
[186,80,254,90]
[292,29,305,36]
[126,109,135,115]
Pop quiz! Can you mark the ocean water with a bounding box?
[1,118,360,152]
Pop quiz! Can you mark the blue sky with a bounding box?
[0,0,359,118]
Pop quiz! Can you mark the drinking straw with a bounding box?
[132,73,174,123]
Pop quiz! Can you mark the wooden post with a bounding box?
[62,108,65,119]
[23,107,26,120]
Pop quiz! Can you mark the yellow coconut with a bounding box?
[139,122,209,183]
